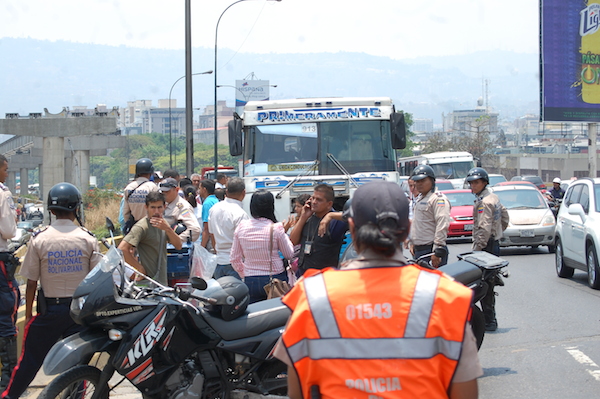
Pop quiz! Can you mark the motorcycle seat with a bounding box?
[200,298,291,341]
[438,260,482,286]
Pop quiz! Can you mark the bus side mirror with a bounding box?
[391,112,406,150]
[228,117,243,156]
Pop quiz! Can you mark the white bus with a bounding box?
[228,97,406,220]
[398,151,475,189]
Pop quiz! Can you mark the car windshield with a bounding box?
[495,189,548,210]
[444,192,475,207]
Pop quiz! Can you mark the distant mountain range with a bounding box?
[0,38,539,125]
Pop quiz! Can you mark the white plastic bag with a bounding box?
[190,242,217,280]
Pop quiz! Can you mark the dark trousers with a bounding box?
[0,337,16,390]
[245,271,287,304]
[481,238,500,325]
[413,244,448,267]
[213,264,241,280]
[2,303,82,399]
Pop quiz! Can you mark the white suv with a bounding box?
[554,178,600,289]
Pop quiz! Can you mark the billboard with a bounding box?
[235,80,271,115]
[541,0,600,122]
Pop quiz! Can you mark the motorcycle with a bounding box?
[38,243,290,399]
[437,250,509,349]
[341,244,509,350]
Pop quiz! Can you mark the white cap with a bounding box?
[553,177,561,184]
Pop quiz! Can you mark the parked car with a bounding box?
[492,185,556,251]
[17,221,35,232]
[510,175,547,193]
[441,189,474,237]
[554,178,600,289]
[27,212,44,228]
[11,228,31,249]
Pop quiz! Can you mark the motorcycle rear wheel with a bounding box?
[38,365,109,399]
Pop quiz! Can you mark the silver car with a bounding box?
[492,185,556,251]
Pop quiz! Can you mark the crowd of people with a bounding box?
[0,151,538,398]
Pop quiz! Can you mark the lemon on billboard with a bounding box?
[581,1,600,103]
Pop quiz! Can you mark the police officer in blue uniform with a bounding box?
[0,154,19,390]
[1,183,100,399]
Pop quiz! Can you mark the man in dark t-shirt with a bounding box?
[290,184,347,275]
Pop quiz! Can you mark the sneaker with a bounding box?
[485,322,497,332]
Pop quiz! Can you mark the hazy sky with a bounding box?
[1,0,539,60]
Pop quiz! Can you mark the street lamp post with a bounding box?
[214,0,281,178]
[169,70,213,169]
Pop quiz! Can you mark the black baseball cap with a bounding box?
[159,178,178,191]
[343,181,409,230]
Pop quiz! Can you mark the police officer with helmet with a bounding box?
[1,183,100,399]
[122,158,159,234]
[465,167,509,332]
[409,164,451,267]
[276,181,482,399]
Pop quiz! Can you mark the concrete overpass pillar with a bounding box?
[7,171,16,195]
[64,156,73,183]
[74,150,90,192]
[42,137,65,208]
[20,168,28,196]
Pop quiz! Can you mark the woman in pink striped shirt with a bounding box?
[231,190,295,303]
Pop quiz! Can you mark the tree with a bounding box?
[89,133,238,188]
[396,111,417,158]
[451,115,494,162]
[421,132,454,153]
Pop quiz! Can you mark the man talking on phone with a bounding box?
[289,184,347,276]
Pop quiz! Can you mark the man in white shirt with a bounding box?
[208,177,248,279]
[160,178,201,243]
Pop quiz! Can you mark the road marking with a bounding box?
[566,346,600,381]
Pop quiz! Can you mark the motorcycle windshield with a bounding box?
[81,246,121,285]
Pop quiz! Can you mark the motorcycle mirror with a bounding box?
[190,277,208,290]
[105,217,116,233]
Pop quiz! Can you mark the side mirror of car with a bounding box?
[568,203,587,222]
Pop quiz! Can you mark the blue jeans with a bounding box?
[213,264,241,280]
[245,271,287,304]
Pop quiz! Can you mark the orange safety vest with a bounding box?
[282,265,473,399]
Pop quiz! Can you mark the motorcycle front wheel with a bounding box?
[38,365,109,399]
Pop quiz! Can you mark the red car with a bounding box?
[441,189,475,237]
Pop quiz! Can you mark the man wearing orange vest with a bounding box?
[276,181,482,399]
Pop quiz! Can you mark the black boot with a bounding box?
[0,336,17,390]
[481,284,498,331]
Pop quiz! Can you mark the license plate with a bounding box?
[464,224,473,231]
[520,229,535,237]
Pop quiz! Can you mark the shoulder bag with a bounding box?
[263,223,291,299]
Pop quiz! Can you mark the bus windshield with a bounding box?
[429,161,474,180]
[245,120,396,176]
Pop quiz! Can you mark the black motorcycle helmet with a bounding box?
[135,158,154,176]
[410,165,436,182]
[465,167,489,184]
[47,182,82,212]
[207,276,249,321]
